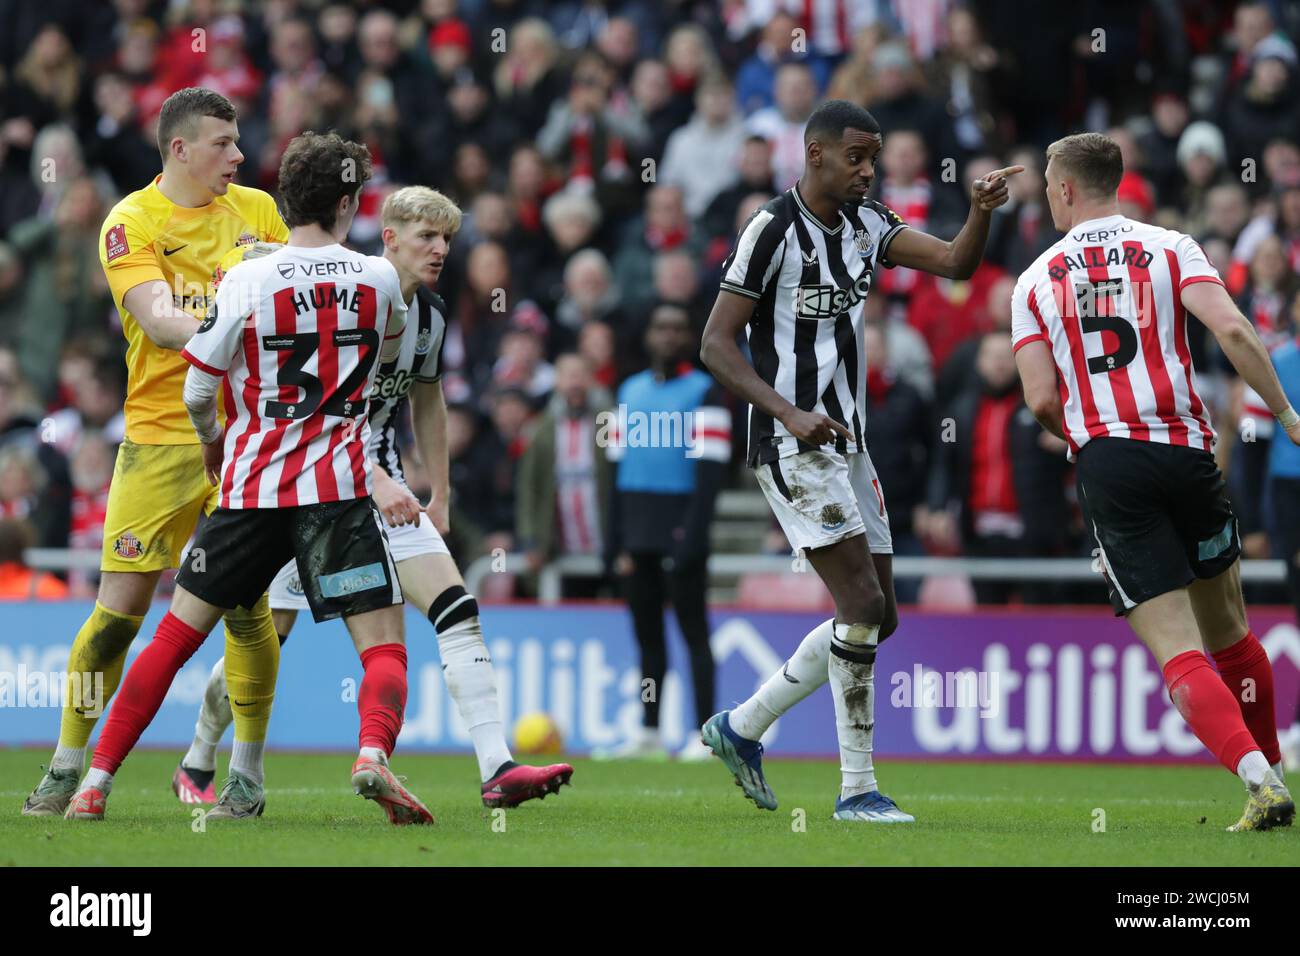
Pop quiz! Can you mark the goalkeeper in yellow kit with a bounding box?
[22,88,289,818]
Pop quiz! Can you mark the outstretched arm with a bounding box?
[885,165,1024,280]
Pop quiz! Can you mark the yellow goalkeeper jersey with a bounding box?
[99,175,289,444]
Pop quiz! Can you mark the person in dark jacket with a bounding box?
[862,322,932,603]
[927,332,1070,603]
[516,353,614,597]
[603,304,730,759]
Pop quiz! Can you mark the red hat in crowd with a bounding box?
[429,20,472,54]
[1116,171,1155,218]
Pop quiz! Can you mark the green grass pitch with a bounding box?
[2,748,1294,866]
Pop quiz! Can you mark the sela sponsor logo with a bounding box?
[113,532,143,560]
[49,886,151,936]
[794,270,873,320]
[104,224,128,262]
[373,368,414,401]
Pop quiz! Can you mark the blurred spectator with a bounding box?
[6,177,115,402]
[660,74,746,219]
[612,184,702,317]
[700,135,777,244]
[862,323,932,602]
[536,188,603,313]
[1223,36,1300,173]
[491,305,556,401]
[985,146,1055,275]
[554,249,626,350]
[864,42,957,180]
[907,260,1008,374]
[605,304,729,758]
[746,61,817,190]
[927,332,1070,602]
[492,18,566,141]
[924,6,1004,155]
[0,351,70,548]
[46,352,127,455]
[516,352,613,596]
[734,11,832,116]
[66,432,114,598]
[0,517,68,600]
[537,50,646,218]
[1176,120,1228,235]
[481,387,534,554]
[876,128,964,304]
[1140,92,1191,208]
[578,318,619,389]
[629,59,684,165]
[85,71,159,194]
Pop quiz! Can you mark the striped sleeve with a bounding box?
[1010,271,1044,353]
[1173,233,1224,290]
[687,383,732,463]
[720,208,785,300]
[414,294,448,383]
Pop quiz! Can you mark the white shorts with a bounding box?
[755,449,893,554]
[267,515,449,611]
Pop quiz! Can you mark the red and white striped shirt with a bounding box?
[1012,215,1222,458]
[182,244,407,508]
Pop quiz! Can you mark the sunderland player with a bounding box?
[22,88,286,818]
[698,100,1021,822]
[1013,132,1294,831]
[172,186,573,809]
[65,132,432,824]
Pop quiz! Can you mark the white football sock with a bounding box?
[437,615,512,781]
[359,746,388,765]
[230,739,264,785]
[1236,750,1270,788]
[729,619,834,741]
[184,657,232,771]
[829,622,880,799]
[84,767,112,792]
[50,744,85,773]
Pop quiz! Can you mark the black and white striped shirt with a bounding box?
[720,185,907,467]
[367,286,447,487]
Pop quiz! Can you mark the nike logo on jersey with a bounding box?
[163,245,187,256]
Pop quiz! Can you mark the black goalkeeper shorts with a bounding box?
[1077,437,1240,616]
[176,497,402,622]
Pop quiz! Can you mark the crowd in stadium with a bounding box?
[1,0,1299,604]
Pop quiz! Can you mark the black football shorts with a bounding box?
[176,497,402,622]
[1077,437,1240,616]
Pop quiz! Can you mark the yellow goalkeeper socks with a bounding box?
[221,593,280,749]
[51,602,145,769]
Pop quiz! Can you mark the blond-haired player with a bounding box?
[172,186,574,809]
[22,88,286,817]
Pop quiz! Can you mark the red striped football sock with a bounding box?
[358,643,407,757]
[1211,631,1281,765]
[90,613,209,774]
[1162,650,1259,773]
